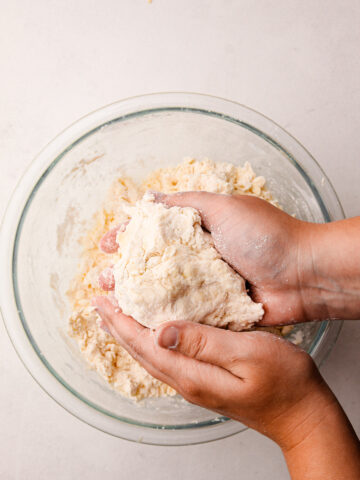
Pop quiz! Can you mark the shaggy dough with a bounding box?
[143,158,276,202]
[114,194,263,330]
[69,306,173,399]
[68,158,279,400]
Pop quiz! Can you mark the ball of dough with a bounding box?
[113,194,263,331]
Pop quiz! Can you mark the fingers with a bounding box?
[92,295,144,339]
[92,296,180,388]
[99,225,120,253]
[156,320,256,373]
[99,222,128,253]
[92,296,237,405]
[98,266,115,291]
[156,321,306,385]
[153,191,235,232]
[92,296,170,382]
[99,221,129,290]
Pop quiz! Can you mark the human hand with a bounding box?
[150,192,310,326]
[93,297,360,479]
[99,192,360,325]
[155,193,360,324]
[92,295,336,450]
[98,192,311,326]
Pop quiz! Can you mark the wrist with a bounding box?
[267,377,336,450]
[296,220,360,321]
[279,385,360,479]
[296,222,331,321]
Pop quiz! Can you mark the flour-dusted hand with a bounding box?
[149,192,308,325]
[155,191,360,325]
[99,192,307,325]
[99,191,360,326]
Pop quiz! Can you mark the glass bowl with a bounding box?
[0,93,344,445]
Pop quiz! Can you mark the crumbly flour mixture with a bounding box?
[68,158,281,400]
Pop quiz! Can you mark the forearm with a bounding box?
[282,394,360,480]
[300,217,360,320]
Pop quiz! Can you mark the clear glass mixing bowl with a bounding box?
[0,93,344,445]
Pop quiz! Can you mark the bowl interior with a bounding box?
[14,108,330,429]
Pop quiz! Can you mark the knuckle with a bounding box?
[225,354,243,372]
[188,331,208,359]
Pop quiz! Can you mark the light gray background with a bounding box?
[0,1,359,479]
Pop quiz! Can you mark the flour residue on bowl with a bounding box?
[67,157,285,401]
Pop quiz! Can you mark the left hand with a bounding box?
[97,192,320,326]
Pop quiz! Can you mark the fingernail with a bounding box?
[157,326,179,349]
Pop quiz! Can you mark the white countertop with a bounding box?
[1,1,359,478]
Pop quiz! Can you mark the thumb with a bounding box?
[153,191,235,232]
[156,320,252,370]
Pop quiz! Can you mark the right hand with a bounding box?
[93,294,360,480]
[92,295,334,448]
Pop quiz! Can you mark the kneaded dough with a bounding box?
[114,194,263,330]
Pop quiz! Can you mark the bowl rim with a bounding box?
[0,92,344,445]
